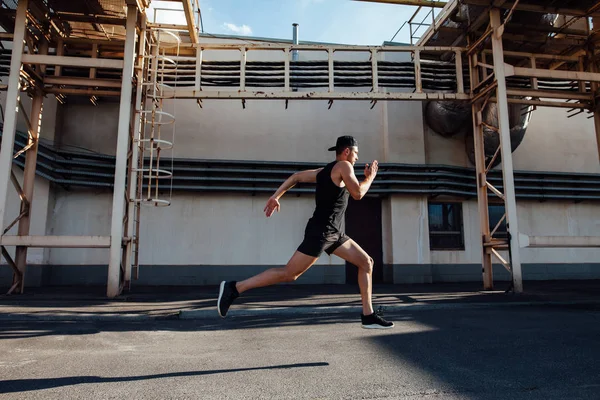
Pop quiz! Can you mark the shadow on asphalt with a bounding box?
[0,362,329,394]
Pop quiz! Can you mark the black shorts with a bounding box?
[297,228,350,258]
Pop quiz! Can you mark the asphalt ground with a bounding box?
[1,303,599,399]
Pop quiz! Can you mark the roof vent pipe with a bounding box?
[292,23,299,61]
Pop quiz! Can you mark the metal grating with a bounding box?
[45,0,126,17]
[66,20,127,40]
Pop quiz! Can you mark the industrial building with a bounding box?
[1,0,599,297]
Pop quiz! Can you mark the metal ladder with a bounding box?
[131,28,181,280]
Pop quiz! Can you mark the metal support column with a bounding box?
[124,14,147,289]
[0,0,27,246]
[490,8,523,293]
[12,91,44,294]
[469,50,494,290]
[107,5,137,298]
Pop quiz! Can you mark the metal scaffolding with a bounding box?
[0,0,599,297]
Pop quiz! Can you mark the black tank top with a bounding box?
[306,161,350,235]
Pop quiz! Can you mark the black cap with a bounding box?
[328,135,358,151]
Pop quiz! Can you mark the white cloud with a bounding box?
[222,23,253,35]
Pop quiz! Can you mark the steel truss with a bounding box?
[0,1,599,296]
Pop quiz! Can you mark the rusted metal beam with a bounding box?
[505,89,592,101]
[9,170,28,207]
[22,54,124,69]
[44,76,123,88]
[12,92,43,294]
[159,90,472,101]
[0,235,112,248]
[491,248,512,272]
[495,98,590,109]
[182,0,199,44]
[191,43,466,52]
[469,49,494,290]
[507,65,600,82]
[60,37,125,47]
[485,49,581,62]
[44,88,121,96]
[146,23,189,31]
[3,210,28,236]
[1,246,22,295]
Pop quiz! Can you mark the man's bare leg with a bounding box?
[218,251,318,317]
[236,251,318,294]
[332,239,374,316]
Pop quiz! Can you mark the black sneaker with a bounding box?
[361,310,394,329]
[217,281,239,318]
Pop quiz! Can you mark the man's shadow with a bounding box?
[0,362,329,394]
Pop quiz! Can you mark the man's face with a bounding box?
[346,146,359,165]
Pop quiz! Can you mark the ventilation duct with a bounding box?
[424,7,557,168]
[424,101,472,138]
[464,103,533,168]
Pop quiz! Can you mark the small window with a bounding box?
[428,202,464,250]
[489,204,508,238]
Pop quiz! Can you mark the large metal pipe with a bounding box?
[292,23,299,61]
[6,130,600,201]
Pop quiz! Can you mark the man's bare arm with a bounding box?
[338,160,378,200]
[264,168,322,217]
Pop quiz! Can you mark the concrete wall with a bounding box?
[513,107,600,173]
[56,100,119,155]
[139,193,342,266]
[168,99,384,162]
[519,201,600,264]
[45,189,111,265]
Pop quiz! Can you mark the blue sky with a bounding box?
[149,0,439,45]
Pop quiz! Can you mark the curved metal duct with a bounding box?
[425,100,532,168]
[424,101,472,137]
[425,7,555,167]
[465,103,533,168]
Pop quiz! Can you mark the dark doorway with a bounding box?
[344,197,383,284]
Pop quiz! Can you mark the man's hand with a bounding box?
[364,160,379,181]
[264,196,281,218]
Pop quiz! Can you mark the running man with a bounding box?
[217,135,393,329]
